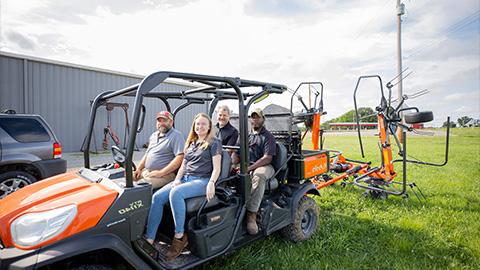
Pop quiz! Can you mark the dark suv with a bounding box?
[0,111,67,199]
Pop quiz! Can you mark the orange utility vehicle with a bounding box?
[0,72,326,270]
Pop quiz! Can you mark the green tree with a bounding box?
[457,116,473,127]
[326,107,376,124]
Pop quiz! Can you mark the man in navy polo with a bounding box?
[215,105,238,147]
[232,108,276,235]
[134,111,185,189]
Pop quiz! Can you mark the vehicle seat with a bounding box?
[266,143,288,191]
[185,150,231,215]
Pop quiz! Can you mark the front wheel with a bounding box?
[0,171,36,199]
[281,195,319,243]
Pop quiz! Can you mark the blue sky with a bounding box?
[1,0,478,126]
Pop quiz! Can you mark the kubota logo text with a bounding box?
[311,164,327,173]
[118,200,144,215]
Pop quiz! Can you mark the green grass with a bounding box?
[201,128,480,270]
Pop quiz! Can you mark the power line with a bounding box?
[405,10,480,59]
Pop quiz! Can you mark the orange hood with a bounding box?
[0,172,118,250]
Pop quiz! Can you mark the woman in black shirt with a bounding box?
[144,113,222,260]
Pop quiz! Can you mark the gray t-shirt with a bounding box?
[184,138,222,178]
[145,128,185,170]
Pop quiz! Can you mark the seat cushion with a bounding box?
[185,195,221,215]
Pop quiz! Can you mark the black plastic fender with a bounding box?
[33,233,152,270]
[290,183,320,217]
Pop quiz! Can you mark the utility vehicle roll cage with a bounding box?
[82,71,287,196]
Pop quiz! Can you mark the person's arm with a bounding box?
[172,160,186,186]
[247,132,275,172]
[231,151,240,164]
[247,155,272,172]
[146,154,184,178]
[134,154,147,180]
[206,154,222,201]
[227,129,239,147]
[226,129,239,154]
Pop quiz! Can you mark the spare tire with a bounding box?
[404,111,433,124]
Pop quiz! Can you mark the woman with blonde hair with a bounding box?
[144,113,222,261]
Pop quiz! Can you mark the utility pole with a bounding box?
[396,0,405,142]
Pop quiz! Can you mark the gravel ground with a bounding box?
[64,149,146,172]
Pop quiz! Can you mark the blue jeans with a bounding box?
[145,175,209,240]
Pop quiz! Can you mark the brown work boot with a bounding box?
[166,234,188,261]
[246,211,258,235]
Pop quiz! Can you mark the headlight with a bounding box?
[11,204,77,247]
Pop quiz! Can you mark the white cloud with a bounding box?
[1,0,479,126]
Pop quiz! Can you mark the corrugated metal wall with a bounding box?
[0,52,207,152]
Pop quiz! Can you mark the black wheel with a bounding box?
[282,196,319,243]
[369,189,388,199]
[0,171,36,199]
[404,111,433,124]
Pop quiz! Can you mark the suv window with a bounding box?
[0,118,50,142]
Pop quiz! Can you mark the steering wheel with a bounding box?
[111,145,137,171]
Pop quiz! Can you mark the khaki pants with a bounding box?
[139,170,176,189]
[246,165,275,212]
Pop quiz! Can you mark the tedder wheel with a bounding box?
[0,171,36,199]
[282,195,319,243]
[404,111,433,124]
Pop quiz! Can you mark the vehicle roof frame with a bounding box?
[83,71,286,198]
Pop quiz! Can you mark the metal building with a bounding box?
[0,51,207,152]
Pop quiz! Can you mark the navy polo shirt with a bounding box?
[248,126,276,164]
[216,122,239,146]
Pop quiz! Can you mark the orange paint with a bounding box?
[0,172,118,250]
[312,113,321,150]
[304,152,329,178]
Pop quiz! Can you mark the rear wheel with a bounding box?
[282,196,319,243]
[0,171,36,199]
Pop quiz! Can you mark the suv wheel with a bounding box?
[0,171,36,199]
[281,195,319,243]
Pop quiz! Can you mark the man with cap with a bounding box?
[134,111,185,189]
[216,105,238,148]
[232,108,276,235]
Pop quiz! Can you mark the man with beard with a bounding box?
[134,111,185,189]
[215,105,238,148]
[232,108,276,235]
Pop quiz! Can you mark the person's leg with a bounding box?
[169,177,209,234]
[245,165,275,235]
[247,165,275,212]
[144,183,173,241]
[143,172,176,189]
[166,176,208,260]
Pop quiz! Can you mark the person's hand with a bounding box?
[231,167,240,174]
[206,181,215,202]
[172,179,182,187]
[133,169,142,181]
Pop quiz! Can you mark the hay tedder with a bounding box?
[289,75,450,200]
